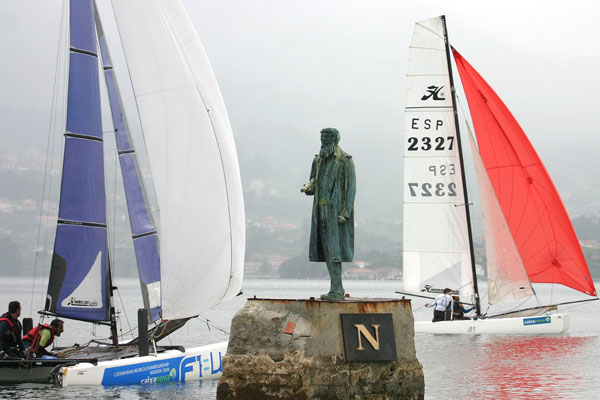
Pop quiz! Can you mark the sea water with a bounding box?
[1,277,598,399]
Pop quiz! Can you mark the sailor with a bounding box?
[22,319,64,357]
[425,288,453,322]
[0,301,24,358]
[452,296,474,320]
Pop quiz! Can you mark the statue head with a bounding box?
[319,128,339,158]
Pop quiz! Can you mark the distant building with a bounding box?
[343,268,377,280]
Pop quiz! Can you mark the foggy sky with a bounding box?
[1,0,599,224]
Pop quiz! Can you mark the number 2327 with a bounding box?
[408,182,457,197]
[407,136,454,151]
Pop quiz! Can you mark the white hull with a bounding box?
[415,313,569,334]
[60,341,226,386]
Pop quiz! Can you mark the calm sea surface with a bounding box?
[1,277,598,399]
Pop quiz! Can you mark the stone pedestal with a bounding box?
[217,298,424,399]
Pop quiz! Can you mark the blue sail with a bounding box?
[45,0,110,322]
[98,35,161,322]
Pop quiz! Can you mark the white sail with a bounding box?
[403,17,473,299]
[110,0,244,320]
[467,126,533,304]
[60,251,104,309]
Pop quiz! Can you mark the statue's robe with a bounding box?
[307,146,356,262]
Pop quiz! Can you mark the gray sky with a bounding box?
[1,0,599,223]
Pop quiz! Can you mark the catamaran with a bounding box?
[0,0,244,385]
[400,16,597,334]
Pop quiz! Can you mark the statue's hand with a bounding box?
[301,180,314,195]
[338,215,346,224]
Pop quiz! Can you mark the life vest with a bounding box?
[23,324,55,348]
[0,314,20,347]
[0,316,17,334]
[453,304,464,318]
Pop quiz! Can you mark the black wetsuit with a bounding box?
[0,313,23,357]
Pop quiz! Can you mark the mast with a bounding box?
[107,260,119,346]
[440,15,481,316]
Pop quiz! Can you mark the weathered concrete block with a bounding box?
[217,298,424,399]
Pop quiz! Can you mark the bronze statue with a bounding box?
[301,128,356,300]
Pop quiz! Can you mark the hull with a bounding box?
[0,360,60,383]
[415,313,569,334]
[60,341,226,386]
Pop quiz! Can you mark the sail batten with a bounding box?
[453,49,596,297]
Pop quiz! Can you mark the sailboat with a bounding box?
[0,0,244,385]
[400,16,597,334]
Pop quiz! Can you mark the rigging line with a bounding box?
[42,0,70,312]
[115,286,132,340]
[504,294,536,314]
[196,316,230,336]
[98,24,131,343]
[31,0,68,317]
[480,290,488,302]
[456,281,472,290]
[416,21,444,41]
[111,146,118,267]
[43,19,71,310]
[456,95,477,207]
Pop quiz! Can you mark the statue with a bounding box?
[301,128,356,300]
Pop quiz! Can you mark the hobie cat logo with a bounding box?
[421,85,445,101]
[66,297,99,307]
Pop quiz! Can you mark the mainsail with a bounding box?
[453,49,597,297]
[110,0,245,320]
[403,17,474,299]
[46,0,111,322]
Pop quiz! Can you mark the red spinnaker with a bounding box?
[452,49,596,296]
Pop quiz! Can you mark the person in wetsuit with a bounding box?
[452,296,474,320]
[22,318,64,357]
[425,288,453,322]
[0,301,24,358]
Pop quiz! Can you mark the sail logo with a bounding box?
[523,316,551,326]
[422,285,458,295]
[61,251,104,309]
[102,358,183,385]
[66,297,99,307]
[421,85,445,101]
